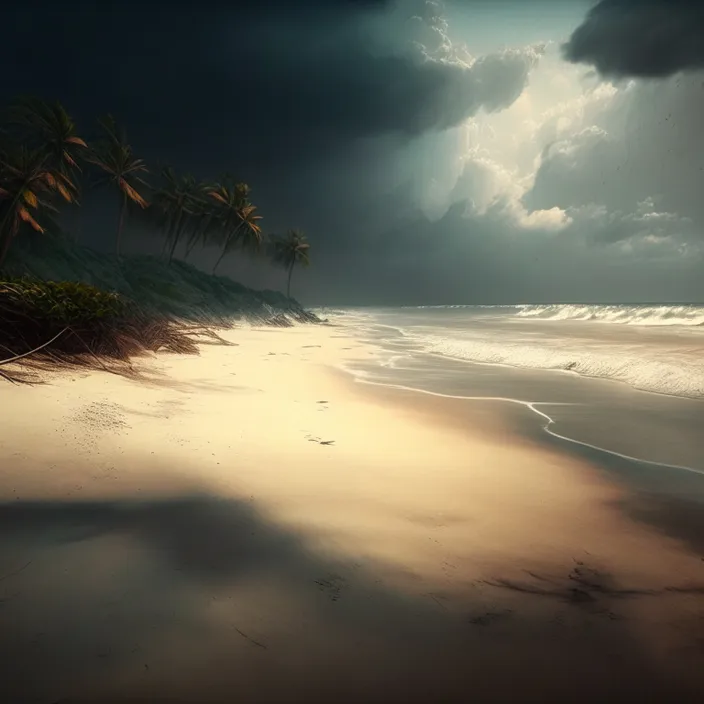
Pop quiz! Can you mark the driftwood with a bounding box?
[0,326,69,366]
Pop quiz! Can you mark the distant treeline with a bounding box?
[0,97,310,296]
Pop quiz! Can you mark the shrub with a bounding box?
[0,277,202,374]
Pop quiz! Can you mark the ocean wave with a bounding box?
[422,334,704,399]
[382,303,704,327]
[514,303,704,327]
[329,305,704,400]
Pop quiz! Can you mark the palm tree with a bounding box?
[0,147,74,266]
[0,97,84,266]
[87,115,148,256]
[206,179,263,274]
[183,193,217,260]
[4,97,87,198]
[152,167,206,264]
[270,229,310,298]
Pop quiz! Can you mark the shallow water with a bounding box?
[322,304,704,484]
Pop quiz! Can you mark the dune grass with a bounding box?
[0,277,221,383]
[0,232,319,383]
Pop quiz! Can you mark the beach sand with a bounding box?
[1,324,704,703]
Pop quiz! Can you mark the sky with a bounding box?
[5,0,704,304]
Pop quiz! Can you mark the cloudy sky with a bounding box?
[5,0,704,304]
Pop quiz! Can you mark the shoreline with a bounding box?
[343,337,704,475]
[350,374,704,475]
[1,323,704,701]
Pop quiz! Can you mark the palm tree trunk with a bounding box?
[212,247,227,275]
[161,213,177,259]
[168,229,180,264]
[160,233,171,258]
[0,188,26,268]
[286,261,295,298]
[185,215,210,260]
[185,235,199,259]
[168,216,187,265]
[116,193,127,257]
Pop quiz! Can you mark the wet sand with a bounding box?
[0,324,703,703]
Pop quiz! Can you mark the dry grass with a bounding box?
[0,277,232,384]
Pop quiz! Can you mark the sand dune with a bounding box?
[1,325,703,702]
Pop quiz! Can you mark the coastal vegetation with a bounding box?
[87,115,149,257]
[0,96,314,377]
[0,277,203,384]
[270,229,311,298]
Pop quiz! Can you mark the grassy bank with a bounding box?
[0,278,201,372]
[0,232,319,382]
[4,231,315,323]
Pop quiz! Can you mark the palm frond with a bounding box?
[22,190,38,208]
[270,229,311,267]
[18,207,44,232]
[119,178,148,208]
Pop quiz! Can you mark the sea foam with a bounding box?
[421,333,704,399]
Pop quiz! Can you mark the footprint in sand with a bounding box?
[314,574,347,602]
[305,434,335,446]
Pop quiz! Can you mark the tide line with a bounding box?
[354,377,704,476]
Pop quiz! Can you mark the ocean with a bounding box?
[321,303,704,486]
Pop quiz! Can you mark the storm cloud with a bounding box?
[563,0,704,78]
[3,0,704,304]
[304,39,704,306]
[3,1,540,223]
[5,1,539,154]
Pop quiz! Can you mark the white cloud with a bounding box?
[412,43,704,260]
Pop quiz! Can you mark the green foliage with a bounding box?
[270,229,310,268]
[3,96,87,177]
[88,115,149,209]
[3,230,310,321]
[0,97,87,266]
[205,177,264,273]
[0,96,319,380]
[87,115,149,256]
[0,276,129,325]
[150,167,208,264]
[0,273,205,375]
[0,94,313,310]
[270,229,311,297]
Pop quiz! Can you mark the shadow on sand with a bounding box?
[0,461,700,703]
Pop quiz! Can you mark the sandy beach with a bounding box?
[1,323,704,703]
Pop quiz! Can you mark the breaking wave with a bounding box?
[331,304,704,400]
[422,333,704,399]
[513,303,704,327]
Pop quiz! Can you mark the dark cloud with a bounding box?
[211,0,391,12]
[1,0,546,304]
[18,1,699,306]
[5,1,536,149]
[287,58,704,306]
[298,192,704,306]
[563,0,704,77]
